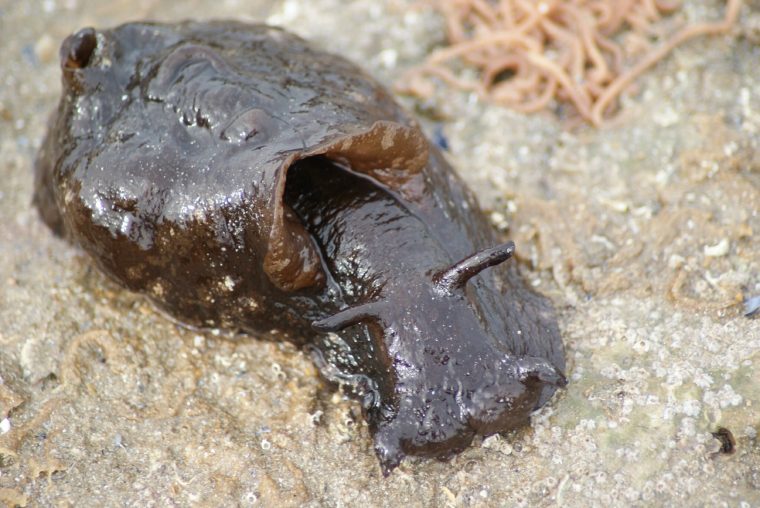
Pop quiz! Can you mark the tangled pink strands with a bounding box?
[398,0,742,126]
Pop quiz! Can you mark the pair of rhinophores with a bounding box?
[35,21,566,475]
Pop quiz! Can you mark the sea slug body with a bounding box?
[34,20,566,474]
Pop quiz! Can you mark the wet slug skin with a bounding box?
[34,21,566,474]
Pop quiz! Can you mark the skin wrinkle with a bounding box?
[399,0,742,125]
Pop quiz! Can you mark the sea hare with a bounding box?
[34,21,566,474]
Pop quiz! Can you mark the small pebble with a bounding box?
[744,295,760,317]
[704,239,729,257]
[35,34,57,63]
[432,124,449,151]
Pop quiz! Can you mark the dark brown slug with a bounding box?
[34,21,566,474]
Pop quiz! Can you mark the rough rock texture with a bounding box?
[0,0,758,506]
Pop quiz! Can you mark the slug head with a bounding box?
[313,242,566,475]
[372,354,566,475]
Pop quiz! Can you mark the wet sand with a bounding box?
[0,0,758,506]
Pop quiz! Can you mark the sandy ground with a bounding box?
[0,0,758,506]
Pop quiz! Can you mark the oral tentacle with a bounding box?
[373,424,404,477]
[515,356,568,387]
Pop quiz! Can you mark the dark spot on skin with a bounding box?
[34,21,566,475]
[712,427,736,454]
